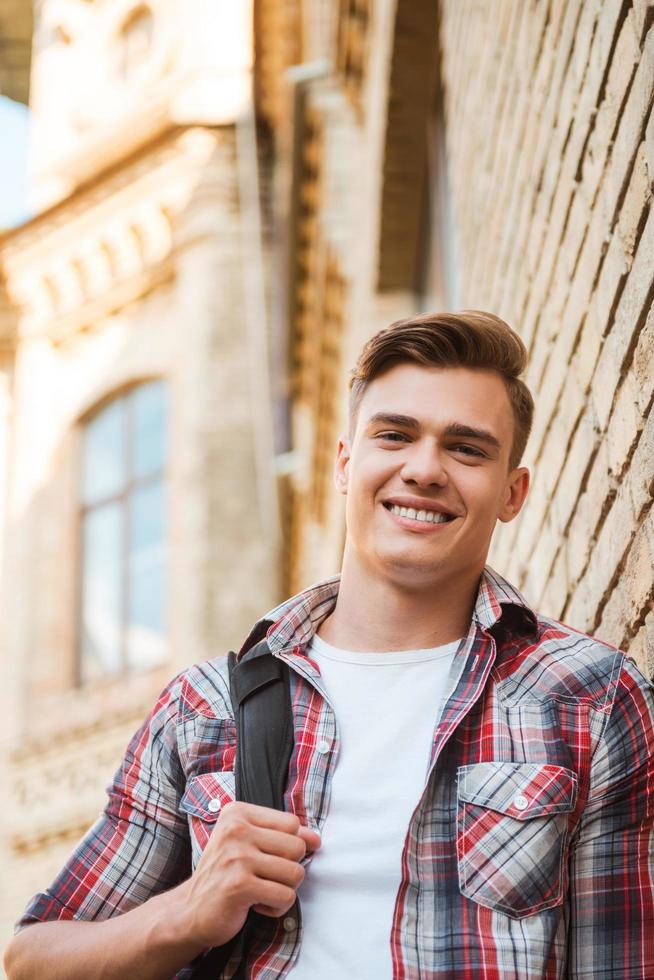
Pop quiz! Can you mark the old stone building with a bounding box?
[1,0,652,956]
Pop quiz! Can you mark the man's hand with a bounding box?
[176,802,321,949]
[4,804,320,980]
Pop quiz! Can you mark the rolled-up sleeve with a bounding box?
[16,672,192,929]
[567,656,654,978]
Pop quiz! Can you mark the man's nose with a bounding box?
[400,442,448,487]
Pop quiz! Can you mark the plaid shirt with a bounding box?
[18,566,654,979]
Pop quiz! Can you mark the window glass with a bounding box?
[132,380,167,479]
[80,502,123,680]
[126,480,167,670]
[79,380,169,683]
[82,399,126,505]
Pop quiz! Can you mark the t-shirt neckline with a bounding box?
[310,631,463,666]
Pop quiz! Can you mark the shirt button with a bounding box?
[207,799,221,813]
[513,794,529,811]
[283,916,297,933]
[317,739,331,755]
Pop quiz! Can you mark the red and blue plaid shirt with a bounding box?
[18,566,654,978]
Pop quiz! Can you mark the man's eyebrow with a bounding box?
[443,422,502,451]
[365,413,502,451]
[366,412,420,429]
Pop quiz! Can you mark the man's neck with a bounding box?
[317,551,481,652]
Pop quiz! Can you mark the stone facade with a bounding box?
[0,0,280,952]
[1,0,653,962]
[278,0,653,673]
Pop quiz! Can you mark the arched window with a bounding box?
[78,380,168,682]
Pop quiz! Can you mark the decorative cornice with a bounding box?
[0,127,226,346]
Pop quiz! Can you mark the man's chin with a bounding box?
[376,552,451,589]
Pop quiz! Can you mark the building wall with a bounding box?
[282,0,653,677]
[438,0,653,674]
[0,0,280,951]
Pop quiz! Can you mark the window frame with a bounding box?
[75,378,169,686]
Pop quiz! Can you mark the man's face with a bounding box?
[335,363,530,590]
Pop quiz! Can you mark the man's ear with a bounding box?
[334,435,351,494]
[498,466,530,523]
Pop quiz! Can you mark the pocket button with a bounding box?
[513,793,529,811]
[207,798,221,813]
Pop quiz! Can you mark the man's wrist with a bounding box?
[143,879,207,969]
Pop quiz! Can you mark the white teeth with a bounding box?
[389,504,451,524]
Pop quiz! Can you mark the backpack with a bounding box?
[190,622,294,979]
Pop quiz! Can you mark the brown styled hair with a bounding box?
[349,311,534,471]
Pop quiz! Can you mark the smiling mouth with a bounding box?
[383,502,456,525]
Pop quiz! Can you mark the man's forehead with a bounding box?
[358,363,513,436]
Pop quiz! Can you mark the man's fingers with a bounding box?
[297,825,321,851]
[246,879,297,914]
[252,827,308,861]
[253,854,306,890]
[220,802,321,855]
[223,801,302,835]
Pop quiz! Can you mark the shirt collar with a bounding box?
[257,565,537,658]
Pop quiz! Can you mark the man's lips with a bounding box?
[382,500,459,532]
[382,497,459,517]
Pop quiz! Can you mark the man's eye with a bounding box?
[454,445,484,457]
[377,431,408,442]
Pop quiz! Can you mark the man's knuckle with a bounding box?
[223,819,249,842]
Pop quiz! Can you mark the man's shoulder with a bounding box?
[494,611,635,710]
[178,654,234,719]
[150,654,234,726]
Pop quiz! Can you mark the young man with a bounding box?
[6,312,654,979]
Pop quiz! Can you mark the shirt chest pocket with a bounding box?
[456,762,578,919]
[179,771,236,868]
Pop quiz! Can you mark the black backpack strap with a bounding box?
[190,631,294,979]
[230,640,294,810]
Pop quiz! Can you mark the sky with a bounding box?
[0,95,32,231]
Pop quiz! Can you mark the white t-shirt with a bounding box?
[290,632,462,980]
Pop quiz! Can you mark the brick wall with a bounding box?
[439,0,653,674]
